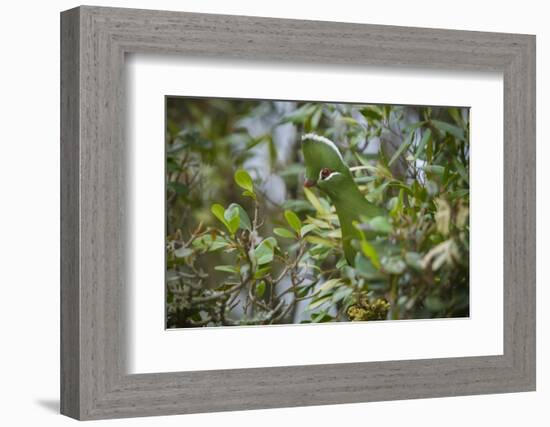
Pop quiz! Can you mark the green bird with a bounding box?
[301,133,385,266]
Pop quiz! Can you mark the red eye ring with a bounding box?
[320,168,332,179]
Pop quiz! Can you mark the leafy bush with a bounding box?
[166,99,469,328]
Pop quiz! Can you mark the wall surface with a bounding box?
[0,0,547,425]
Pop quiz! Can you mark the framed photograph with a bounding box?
[61,6,536,420]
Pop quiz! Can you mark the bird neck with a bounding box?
[329,180,385,265]
[330,180,383,220]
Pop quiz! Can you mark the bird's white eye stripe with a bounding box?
[301,133,344,161]
[319,171,341,181]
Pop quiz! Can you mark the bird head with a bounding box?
[316,168,348,200]
[301,133,350,188]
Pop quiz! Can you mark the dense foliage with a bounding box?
[166,98,469,328]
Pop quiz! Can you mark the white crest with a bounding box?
[301,133,344,161]
[319,170,342,182]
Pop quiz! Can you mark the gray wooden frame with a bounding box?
[60,5,536,420]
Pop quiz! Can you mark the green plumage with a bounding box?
[301,134,384,265]
[302,134,351,183]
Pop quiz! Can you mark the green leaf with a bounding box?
[223,205,240,235]
[336,258,348,269]
[234,169,254,193]
[332,287,353,304]
[425,180,439,196]
[453,159,469,183]
[414,128,431,159]
[360,240,381,269]
[254,267,271,279]
[404,121,427,132]
[305,216,331,229]
[313,278,344,296]
[369,216,393,234]
[432,120,465,140]
[168,181,188,195]
[405,252,424,270]
[256,281,266,298]
[296,283,315,298]
[174,247,193,258]
[211,204,228,227]
[279,164,306,177]
[383,105,391,120]
[305,236,337,248]
[307,295,332,311]
[280,103,316,125]
[449,189,469,200]
[241,190,257,200]
[389,131,413,166]
[209,236,231,251]
[389,189,405,217]
[245,134,268,150]
[366,181,390,203]
[303,187,326,214]
[273,227,296,239]
[265,237,278,247]
[214,265,239,274]
[381,256,406,274]
[311,106,323,128]
[448,107,463,125]
[354,253,383,280]
[426,132,433,162]
[311,312,334,323]
[425,296,445,312]
[281,199,315,213]
[284,210,302,233]
[192,234,227,251]
[254,237,277,265]
[360,107,383,122]
[166,270,182,283]
[300,223,317,237]
[338,116,360,126]
[424,165,445,175]
[227,203,251,231]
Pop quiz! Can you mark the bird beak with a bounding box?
[304,179,316,188]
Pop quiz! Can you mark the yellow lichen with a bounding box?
[347,297,390,321]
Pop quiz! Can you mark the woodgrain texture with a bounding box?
[60,5,536,420]
[60,7,81,419]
